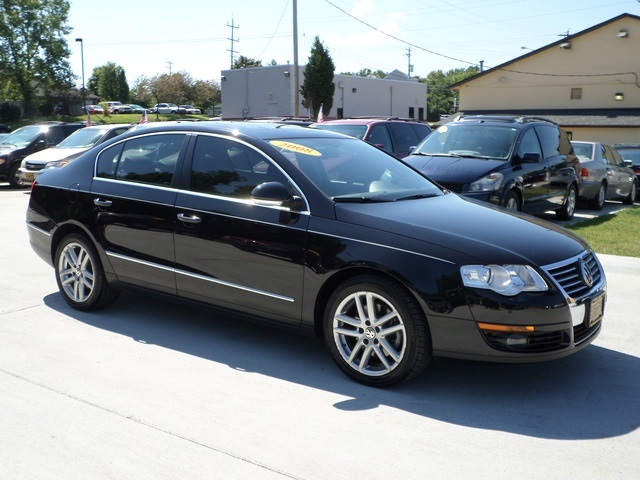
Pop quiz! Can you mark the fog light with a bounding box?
[506,333,529,350]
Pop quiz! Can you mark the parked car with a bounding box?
[152,103,182,114]
[572,141,637,209]
[613,144,640,186]
[0,124,11,133]
[27,121,606,387]
[103,101,124,111]
[110,104,132,114]
[0,122,84,188]
[17,124,131,185]
[404,115,580,219]
[84,104,104,115]
[0,133,9,142]
[128,104,147,114]
[311,117,431,158]
[179,105,201,114]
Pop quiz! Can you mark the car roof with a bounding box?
[445,114,557,126]
[116,120,344,141]
[314,117,425,126]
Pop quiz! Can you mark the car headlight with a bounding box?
[460,264,548,296]
[44,160,70,170]
[469,172,504,192]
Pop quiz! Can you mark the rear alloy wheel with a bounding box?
[323,275,431,387]
[556,184,577,220]
[622,181,637,205]
[588,183,606,210]
[54,234,119,311]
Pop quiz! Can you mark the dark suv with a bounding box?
[404,115,580,219]
[0,122,85,188]
[613,144,640,186]
[311,117,431,158]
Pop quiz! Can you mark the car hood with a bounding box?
[334,193,588,266]
[24,147,87,163]
[404,154,506,183]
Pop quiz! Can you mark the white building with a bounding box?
[220,64,427,121]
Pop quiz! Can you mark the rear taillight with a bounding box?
[580,168,589,178]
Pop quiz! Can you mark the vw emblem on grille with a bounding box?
[579,259,594,287]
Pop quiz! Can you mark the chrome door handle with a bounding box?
[177,213,202,224]
[93,198,112,207]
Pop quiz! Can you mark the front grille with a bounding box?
[543,251,603,300]
[24,162,46,172]
[436,181,465,193]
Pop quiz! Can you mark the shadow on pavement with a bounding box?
[43,289,639,442]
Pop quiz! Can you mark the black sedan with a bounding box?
[26,122,606,387]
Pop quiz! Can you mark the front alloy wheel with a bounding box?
[324,275,431,387]
[55,234,119,311]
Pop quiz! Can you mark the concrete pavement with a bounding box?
[1,184,638,480]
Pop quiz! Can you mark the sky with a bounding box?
[65,0,640,87]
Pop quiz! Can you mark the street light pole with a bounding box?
[75,38,85,108]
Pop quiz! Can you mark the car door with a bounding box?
[603,145,633,197]
[91,133,186,294]
[513,127,550,213]
[173,134,309,325]
[534,124,575,209]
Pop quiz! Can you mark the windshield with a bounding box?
[312,124,368,140]
[56,128,106,149]
[413,124,518,160]
[269,136,442,202]
[0,126,43,148]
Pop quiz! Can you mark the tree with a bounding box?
[130,75,153,106]
[150,72,193,104]
[300,36,335,119]
[421,66,479,122]
[232,56,262,69]
[0,0,75,116]
[88,62,129,102]
[191,79,221,110]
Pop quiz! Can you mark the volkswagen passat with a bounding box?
[26,122,606,387]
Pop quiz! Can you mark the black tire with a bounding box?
[8,162,28,189]
[587,182,606,210]
[622,181,637,205]
[555,184,577,220]
[323,275,431,387]
[54,234,119,311]
[503,190,521,211]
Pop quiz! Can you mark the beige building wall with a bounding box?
[566,127,640,144]
[457,17,640,111]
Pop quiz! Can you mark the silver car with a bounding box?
[572,141,637,210]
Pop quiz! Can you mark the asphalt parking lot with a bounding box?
[1,183,639,480]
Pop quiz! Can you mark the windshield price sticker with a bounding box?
[270,140,322,156]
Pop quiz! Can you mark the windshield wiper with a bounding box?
[395,193,439,201]
[333,195,392,203]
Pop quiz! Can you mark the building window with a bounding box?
[337,107,344,119]
[418,108,424,121]
[571,88,582,100]
[408,107,415,119]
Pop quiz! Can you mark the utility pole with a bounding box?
[405,47,413,78]
[166,61,173,74]
[227,18,239,68]
[293,0,299,117]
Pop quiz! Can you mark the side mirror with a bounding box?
[251,182,303,209]
[521,152,541,163]
[622,159,633,168]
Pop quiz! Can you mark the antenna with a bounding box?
[227,18,239,68]
[405,47,413,77]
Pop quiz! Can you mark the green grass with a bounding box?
[567,206,640,257]
[9,112,208,128]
